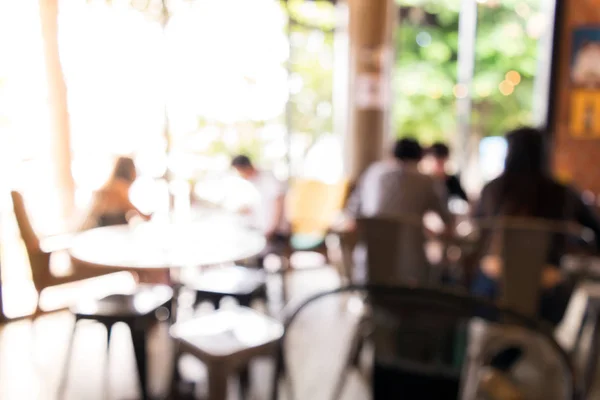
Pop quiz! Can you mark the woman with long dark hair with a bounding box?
[472,127,600,324]
[470,128,600,392]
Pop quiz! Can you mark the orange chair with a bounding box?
[285,179,349,261]
[10,191,117,315]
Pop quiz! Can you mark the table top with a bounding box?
[69,216,266,270]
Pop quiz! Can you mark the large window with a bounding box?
[58,0,168,214]
[393,0,460,143]
[393,0,555,189]
[286,0,341,182]
[472,0,541,136]
[58,0,340,210]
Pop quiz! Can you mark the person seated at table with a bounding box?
[472,126,600,325]
[345,138,453,282]
[231,155,289,266]
[428,142,469,203]
[80,156,151,230]
[470,127,600,397]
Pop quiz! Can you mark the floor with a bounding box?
[1,265,600,400]
[0,265,369,400]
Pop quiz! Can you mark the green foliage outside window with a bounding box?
[394,0,541,143]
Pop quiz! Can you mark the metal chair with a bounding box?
[328,215,462,286]
[270,285,579,400]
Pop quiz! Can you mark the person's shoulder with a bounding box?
[257,170,286,188]
[361,161,390,178]
[482,177,502,191]
[368,160,391,171]
[476,177,503,201]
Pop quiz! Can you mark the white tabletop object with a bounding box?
[69,217,265,271]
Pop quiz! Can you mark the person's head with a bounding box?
[231,154,256,179]
[393,138,423,163]
[429,142,450,175]
[111,156,137,184]
[494,127,552,217]
[503,127,549,177]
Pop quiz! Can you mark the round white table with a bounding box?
[69,217,266,271]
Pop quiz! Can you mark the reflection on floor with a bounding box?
[1,266,599,399]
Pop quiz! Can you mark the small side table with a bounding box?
[170,307,283,400]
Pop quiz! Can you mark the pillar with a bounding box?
[346,0,396,181]
[550,0,600,199]
[39,0,75,220]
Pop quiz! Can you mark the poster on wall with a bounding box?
[355,73,389,110]
[570,27,600,138]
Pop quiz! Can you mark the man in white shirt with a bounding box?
[231,155,289,265]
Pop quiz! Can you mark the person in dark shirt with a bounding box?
[472,127,600,324]
[429,142,469,202]
[469,126,600,396]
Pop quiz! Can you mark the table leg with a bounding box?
[239,365,250,399]
[208,362,228,400]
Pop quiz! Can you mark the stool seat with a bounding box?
[170,307,283,400]
[182,266,267,309]
[71,285,173,319]
[185,266,265,295]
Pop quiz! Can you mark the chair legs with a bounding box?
[207,362,228,400]
[271,343,294,400]
[59,319,150,400]
[584,307,600,396]
[130,325,149,400]
[58,318,78,398]
[239,365,250,399]
[330,319,368,400]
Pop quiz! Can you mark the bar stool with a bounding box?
[60,285,173,400]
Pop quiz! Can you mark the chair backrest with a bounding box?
[286,179,349,235]
[272,284,579,400]
[357,216,430,285]
[475,217,576,318]
[11,191,50,291]
[11,191,41,252]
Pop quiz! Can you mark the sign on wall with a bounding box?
[570,26,600,138]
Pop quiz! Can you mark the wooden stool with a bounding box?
[60,285,173,400]
[170,307,283,400]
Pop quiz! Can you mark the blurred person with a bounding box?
[80,157,167,284]
[80,156,151,230]
[345,138,453,282]
[347,139,457,398]
[472,127,600,395]
[231,155,289,265]
[472,127,600,324]
[428,142,468,202]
